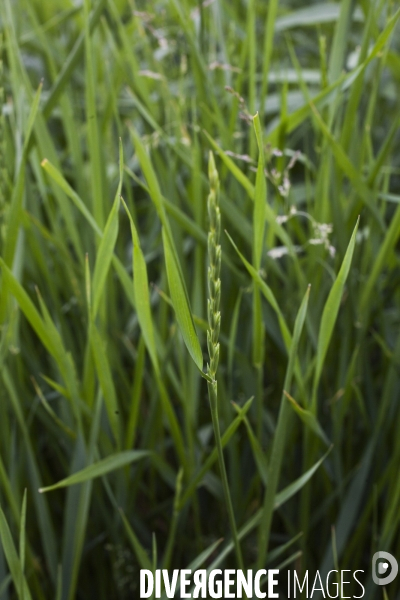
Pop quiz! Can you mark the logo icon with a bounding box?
[372,551,398,586]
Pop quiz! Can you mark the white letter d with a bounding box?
[140,570,154,598]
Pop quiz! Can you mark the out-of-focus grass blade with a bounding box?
[258,285,310,569]
[207,450,327,570]
[84,0,104,228]
[328,0,354,84]
[90,324,120,445]
[233,409,268,485]
[39,450,150,493]
[128,126,165,218]
[119,508,152,571]
[267,9,400,144]
[360,203,400,314]
[122,199,159,373]
[41,159,100,235]
[252,113,266,270]
[0,505,32,600]
[275,3,362,31]
[228,289,243,381]
[312,218,359,411]
[310,106,383,228]
[2,368,58,581]
[42,0,108,119]
[91,139,123,318]
[203,130,255,198]
[40,158,136,312]
[19,490,27,575]
[91,194,120,318]
[0,259,56,357]
[319,442,374,577]
[2,81,42,272]
[162,228,203,372]
[261,0,279,108]
[125,335,145,450]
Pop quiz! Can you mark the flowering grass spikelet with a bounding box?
[207,151,221,383]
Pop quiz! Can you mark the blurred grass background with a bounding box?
[1,0,400,598]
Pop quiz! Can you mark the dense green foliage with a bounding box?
[1,0,400,598]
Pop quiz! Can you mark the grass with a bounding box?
[0,0,400,598]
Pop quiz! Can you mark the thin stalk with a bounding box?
[206,152,244,571]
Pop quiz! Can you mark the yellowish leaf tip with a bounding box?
[41,158,48,167]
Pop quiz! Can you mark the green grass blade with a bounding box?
[0,506,32,600]
[122,199,159,373]
[162,227,203,372]
[257,284,310,569]
[91,194,120,319]
[312,218,359,411]
[39,450,150,493]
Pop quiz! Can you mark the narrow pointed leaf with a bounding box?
[39,450,150,493]
[122,199,159,373]
[162,228,203,371]
[91,194,120,318]
[313,218,359,408]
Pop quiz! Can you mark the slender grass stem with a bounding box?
[206,151,244,571]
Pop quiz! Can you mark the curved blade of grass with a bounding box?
[312,218,359,411]
[257,284,310,569]
[39,450,150,493]
[275,446,332,509]
[285,391,330,446]
[41,159,101,235]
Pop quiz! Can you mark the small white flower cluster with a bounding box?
[309,222,335,257]
[271,206,336,259]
